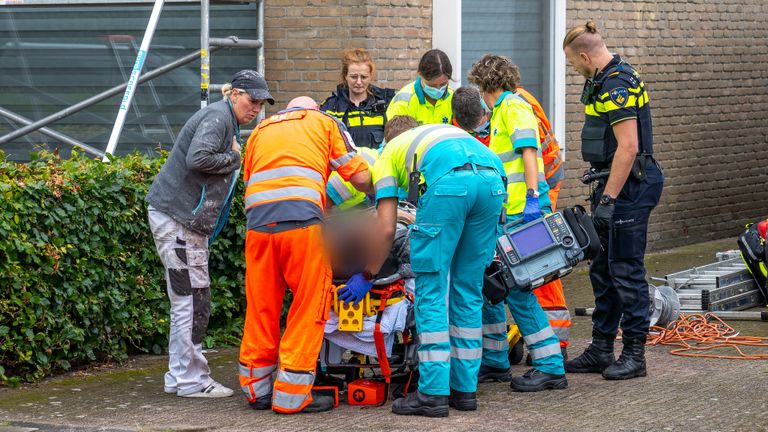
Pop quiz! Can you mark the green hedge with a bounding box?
[0,151,246,385]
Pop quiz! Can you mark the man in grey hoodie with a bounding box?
[146,70,274,398]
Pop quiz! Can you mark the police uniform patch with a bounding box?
[609,87,629,107]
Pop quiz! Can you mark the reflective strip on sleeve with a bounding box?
[482,337,508,351]
[496,150,520,163]
[482,322,507,334]
[529,342,563,360]
[328,175,353,201]
[374,176,397,193]
[360,152,376,165]
[245,186,321,208]
[246,166,323,187]
[330,152,355,169]
[419,330,449,345]
[523,326,557,346]
[449,325,482,339]
[418,349,451,363]
[505,172,546,185]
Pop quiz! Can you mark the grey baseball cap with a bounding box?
[231,69,274,105]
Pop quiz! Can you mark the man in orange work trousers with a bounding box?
[238,96,373,414]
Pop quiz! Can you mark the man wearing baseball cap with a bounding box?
[146,69,272,398]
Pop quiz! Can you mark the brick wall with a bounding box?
[262,0,768,251]
[560,1,768,250]
[263,0,432,108]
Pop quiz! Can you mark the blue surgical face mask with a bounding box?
[474,119,490,137]
[422,82,447,100]
[479,96,492,113]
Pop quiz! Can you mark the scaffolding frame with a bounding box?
[0,0,265,158]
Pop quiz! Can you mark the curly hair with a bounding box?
[384,115,418,142]
[467,54,521,93]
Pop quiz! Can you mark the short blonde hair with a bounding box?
[563,20,604,53]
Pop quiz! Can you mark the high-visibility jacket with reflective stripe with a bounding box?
[320,84,395,149]
[515,87,564,188]
[582,55,653,168]
[385,78,454,126]
[489,91,550,215]
[372,124,505,203]
[243,108,368,229]
[327,146,378,209]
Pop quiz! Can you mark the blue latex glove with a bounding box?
[337,273,373,305]
[523,195,541,223]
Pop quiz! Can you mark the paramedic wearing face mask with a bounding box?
[385,49,454,126]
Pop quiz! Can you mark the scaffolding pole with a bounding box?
[0,47,222,146]
[0,107,105,158]
[103,0,165,161]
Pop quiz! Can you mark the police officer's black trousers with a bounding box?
[589,169,663,339]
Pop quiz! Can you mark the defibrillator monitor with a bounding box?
[495,212,588,291]
[509,220,555,258]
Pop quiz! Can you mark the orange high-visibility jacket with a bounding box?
[516,87,564,187]
[243,108,368,229]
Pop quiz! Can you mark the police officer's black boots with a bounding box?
[392,390,449,417]
[602,335,647,380]
[564,330,615,373]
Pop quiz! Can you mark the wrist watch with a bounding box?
[526,188,540,198]
[599,194,616,205]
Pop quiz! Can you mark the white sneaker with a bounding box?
[180,381,234,398]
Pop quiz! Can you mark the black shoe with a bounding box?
[392,390,449,417]
[526,346,568,366]
[510,368,568,392]
[448,389,476,411]
[248,394,272,410]
[477,364,512,383]
[602,336,647,380]
[565,332,615,373]
[300,391,335,413]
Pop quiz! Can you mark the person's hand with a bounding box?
[522,195,541,223]
[592,199,615,234]
[231,137,241,155]
[337,273,373,305]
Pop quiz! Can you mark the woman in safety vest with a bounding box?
[386,49,454,127]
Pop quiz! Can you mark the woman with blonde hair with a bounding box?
[320,48,394,148]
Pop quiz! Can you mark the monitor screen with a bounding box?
[510,221,554,258]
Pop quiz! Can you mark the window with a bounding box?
[433,0,566,154]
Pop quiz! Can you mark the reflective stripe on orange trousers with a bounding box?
[238,224,333,413]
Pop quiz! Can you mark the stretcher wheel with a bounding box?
[508,339,525,365]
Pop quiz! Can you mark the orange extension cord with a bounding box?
[647,313,768,360]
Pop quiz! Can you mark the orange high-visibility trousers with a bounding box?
[238,224,333,414]
[534,180,571,347]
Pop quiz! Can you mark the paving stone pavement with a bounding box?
[1,239,767,431]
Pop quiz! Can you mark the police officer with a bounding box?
[320,48,395,149]
[562,21,664,380]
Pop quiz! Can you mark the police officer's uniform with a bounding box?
[321,84,395,149]
[580,55,664,341]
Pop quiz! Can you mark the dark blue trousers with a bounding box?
[590,162,663,339]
